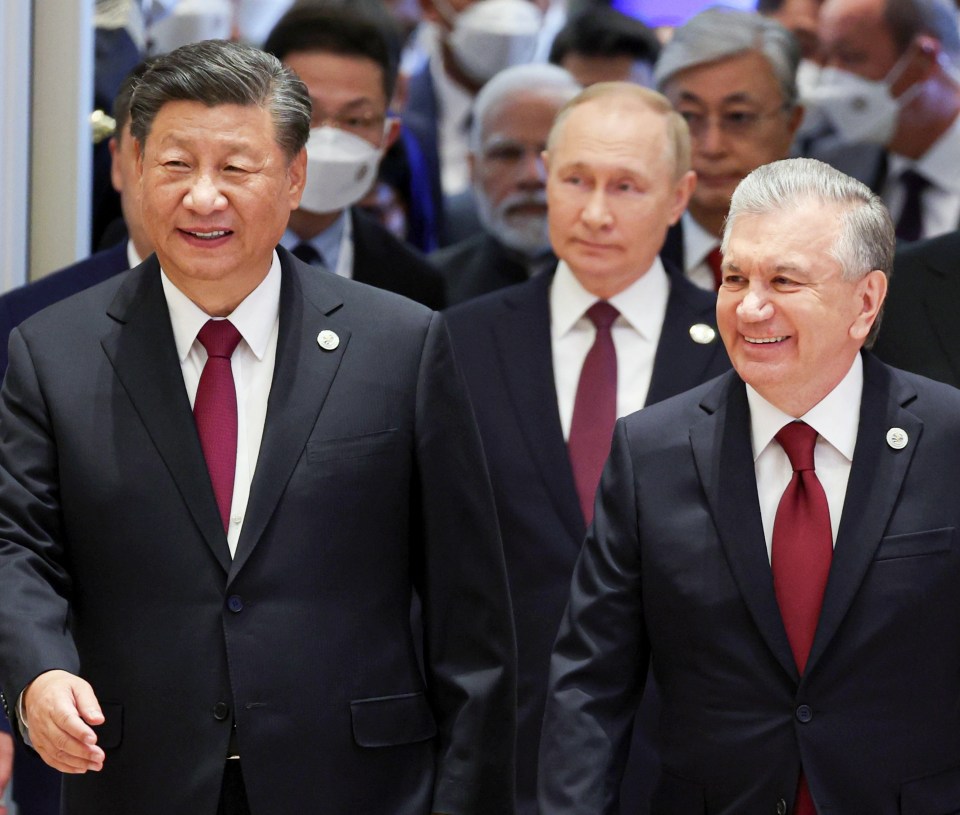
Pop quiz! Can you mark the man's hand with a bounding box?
[22,670,105,774]
[0,729,12,815]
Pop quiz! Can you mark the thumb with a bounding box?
[73,682,105,729]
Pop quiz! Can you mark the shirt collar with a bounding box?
[550,257,669,342]
[681,210,719,273]
[160,250,282,363]
[746,353,863,462]
[889,113,960,194]
[281,209,349,271]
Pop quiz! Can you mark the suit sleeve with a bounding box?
[538,418,650,815]
[0,327,80,728]
[411,311,517,815]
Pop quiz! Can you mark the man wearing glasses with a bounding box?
[263,4,445,309]
[656,7,804,292]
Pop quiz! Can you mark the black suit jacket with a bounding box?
[541,354,960,814]
[431,233,555,307]
[0,242,130,378]
[873,229,960,387]
[659,220,685,273]
[350,207,446,310]
[0,248,515,815]
[445,268,730,815]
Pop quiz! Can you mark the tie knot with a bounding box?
[292,241,325,267]
[586,301,619,331]
[900,168,930,194]
[776,421,818,472]
[197,319,242,359]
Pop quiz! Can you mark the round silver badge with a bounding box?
[317,330,340,351]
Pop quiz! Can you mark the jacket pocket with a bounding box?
[874,527,954,562]
[350,691,437,748]
[900,763,960,814]
[92,702,123,749]
[307,429,398,463]
[651,768,706,814]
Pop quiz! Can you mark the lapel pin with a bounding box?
[317,330,340,351]
[689,323,716,344]
[886,427,908,450]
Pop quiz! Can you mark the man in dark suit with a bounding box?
[431,63,579,306]
[873,228,960,385]
[539,157,960,814]
[263,5,445,310]
[0,40,515,815]
[0,65,152,379]
[655,8,802,292]
[446,83,729,815]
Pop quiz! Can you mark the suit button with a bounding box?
[213,702,230,721]
[227,595,243,613]
[776,798,787,815]
[796,704,813,723]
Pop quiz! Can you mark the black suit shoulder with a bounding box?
[350,208,446,310]
[432,233,535,306]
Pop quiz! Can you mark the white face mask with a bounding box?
[803,51,920,146]
[434,0,542,85]
[147,0,232,55]
[299,127,382,215]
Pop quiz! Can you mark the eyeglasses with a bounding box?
[312,110,389,138]
[677,105,791,138]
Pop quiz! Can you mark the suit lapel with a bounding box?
[101,258,232,573]
[495,273,586,543]
[691,373,798,680]
[229,250,348,579]
[805,354,921,673]
[646,275,723,405]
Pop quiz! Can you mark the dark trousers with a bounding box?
[217,760,251,815]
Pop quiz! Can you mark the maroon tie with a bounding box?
[772,421,832,815]
[706,246,723,290]
[568,301,619,525]
[194,319,243,532]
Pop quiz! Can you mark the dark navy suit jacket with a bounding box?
[0,242,130,378]
[445,267,730,814]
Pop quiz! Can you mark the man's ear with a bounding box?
[850,268,888,342]
[669,170,697,226]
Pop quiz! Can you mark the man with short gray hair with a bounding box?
[656,7,803,291]
[0,38,515,815]
[540,156,960,814]
[812,0,960,240]
[431,62,580,305]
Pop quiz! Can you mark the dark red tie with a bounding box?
[772,421,832,815]
[194,319,243,532]
[568,301,619,525]
[706,246,723,290]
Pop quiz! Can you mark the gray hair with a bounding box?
[470,63,582,152]
[884,0,960,59]
[129,39,311,161]
[722,158,893,346]
[654,7,800,108]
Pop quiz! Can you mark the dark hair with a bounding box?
[263,3,402,102]
[549,6,660,66]
[129,39,311,161]
[113,60,154,141]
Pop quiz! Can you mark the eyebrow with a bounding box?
[676,90,762,106]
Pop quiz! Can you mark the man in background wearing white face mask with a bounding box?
[430,63,579,305]
[263,5,445,309]
[405,0,545,244]
[810,0,960,241]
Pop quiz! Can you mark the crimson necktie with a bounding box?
[568,301,619,525]
[706,246,723,290]
[894,169,929,243]
[772,421,832,815]
[194,319,243,533]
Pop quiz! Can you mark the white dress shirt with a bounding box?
[125,240,144,269]
[429,41,474,197]
[884,113,960,240]
[160,252,281,557]
[748,354,863,562]
[551,258,669,440]
[680,210,720,292]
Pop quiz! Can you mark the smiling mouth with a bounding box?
[181,229,232,240]
[744,335,788,344]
